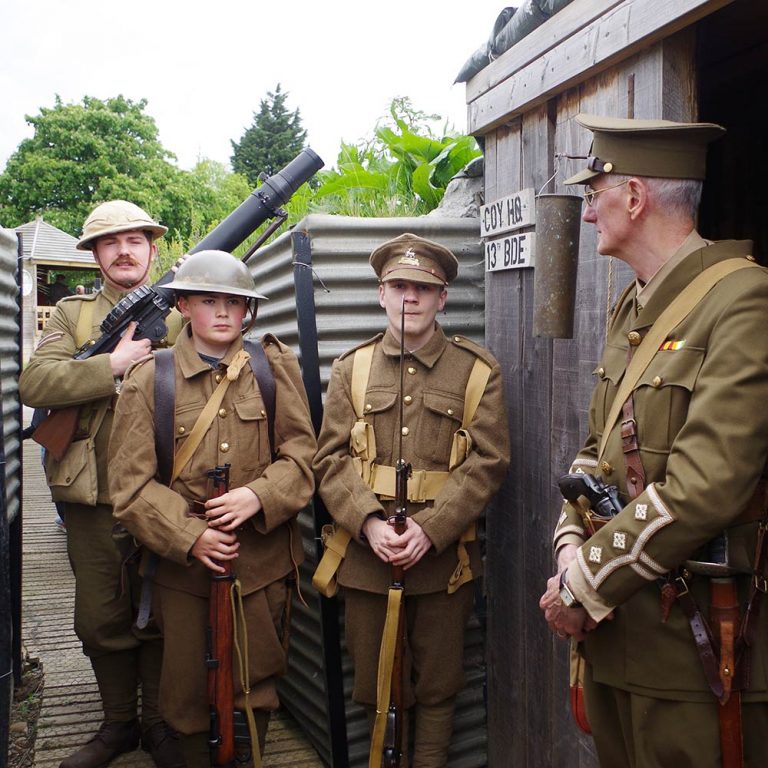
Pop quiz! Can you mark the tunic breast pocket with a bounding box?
[172,401,207,478]
[634,347,704,452]
[233,397,268,472]
[414,391,464,465]
[592,343,626,434]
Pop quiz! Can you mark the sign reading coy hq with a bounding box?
[481,188,536,272]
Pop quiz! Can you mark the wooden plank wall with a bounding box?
[483,31,697,768]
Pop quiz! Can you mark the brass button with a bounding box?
[403,395,413,405]
[365,403,372,412]
[218,408,227,418]
[454,336,461,342]
[651,376,663,388]
[261,410,266,417]
[177,426,186,435]
[600,461,612,475]
[447,408,454,416]
[407,367,417,375]
[747,254,756,262]
[220,442,230,453]
[401,427,409,436]
[65,476,71,483]
[597,367,605,379]
[627,331,641,346]
[603,162,614,173]
[215,374,222,383]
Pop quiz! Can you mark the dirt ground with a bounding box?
[7,654,44,768]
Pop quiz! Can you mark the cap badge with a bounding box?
[399,248,420,266]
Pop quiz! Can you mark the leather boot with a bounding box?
[412,699,456,768]
[180,733,209,768]
[59,719,140,768]
[141,722,185,768]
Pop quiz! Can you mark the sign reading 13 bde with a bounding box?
[481,188,536,272]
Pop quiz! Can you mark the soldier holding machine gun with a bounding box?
[539,115,768,766]
[20,200,185,768]
[313,234,510,766]
[108,250,317,767]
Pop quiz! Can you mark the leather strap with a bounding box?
[153,349,176,486]
[311,526,352,598]
[598,258,757,461]
[619,345,645,500]
[244,339,276,458]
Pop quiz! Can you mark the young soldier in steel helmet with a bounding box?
[19,200,184,768]
[108,250,317,767]
[539,115,768,765]
[313,233,511,766]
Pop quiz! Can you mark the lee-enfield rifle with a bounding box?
[33,149,323,459]
[205,464,237,767]
[372,298,411,768]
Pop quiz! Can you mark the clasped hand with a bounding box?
[191,487,262,573]
[362,516,432,570]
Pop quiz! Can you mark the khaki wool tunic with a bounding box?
[108,328,317,730]
[20,285,163,503]
[554,238,768,702]
[314,325,511,595]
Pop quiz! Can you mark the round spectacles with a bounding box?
[583,180,629,207]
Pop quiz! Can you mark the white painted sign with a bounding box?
[485,232,536,272]
[480,188,535,237]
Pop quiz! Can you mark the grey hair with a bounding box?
[609,174,703,219]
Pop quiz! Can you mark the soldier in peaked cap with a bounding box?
[314,233,510,766]
[20,200,184,768]
[540,115,768,766]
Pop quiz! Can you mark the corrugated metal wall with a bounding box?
[0,227,23,762]
[247,214,489,767]
[0,229,22,524]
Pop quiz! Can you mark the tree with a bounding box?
[0,95,253,252]
[0,95,178,235]
[230,84,307,185]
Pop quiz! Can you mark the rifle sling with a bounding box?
[369,587,404,768]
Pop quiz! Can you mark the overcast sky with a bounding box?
[1,0,513,176]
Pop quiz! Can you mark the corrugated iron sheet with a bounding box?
[0,228,22,524]
[248,214,489,767]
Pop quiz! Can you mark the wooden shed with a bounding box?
[462,0,767,765]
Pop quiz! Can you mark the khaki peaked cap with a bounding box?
[77,200,167,250]
[369,233,459,286]
[564,114,726,185]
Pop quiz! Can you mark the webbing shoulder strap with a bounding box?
[462,358,492,428]
[598,258,757,460]
[351,342,376,418]
[244,338,276,458]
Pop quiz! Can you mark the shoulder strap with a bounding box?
[244,338,276,458]
[351,342,377,418]
[462,358,492,428]
[153,349,176,486]
[598,258,758,460]
[75,299,95,348]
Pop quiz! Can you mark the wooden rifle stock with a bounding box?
[30,406,79,461]
[205,464,236,767]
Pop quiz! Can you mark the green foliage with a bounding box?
[0,95,175,235]
[310,97,481,217]
[0,96,254,259]
[231,84,307,185]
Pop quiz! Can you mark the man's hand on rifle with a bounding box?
[109,321,152,377]
[205,486,262,531]
[191,528,240,574]
[362,516,432,569]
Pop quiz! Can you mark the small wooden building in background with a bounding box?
[462,0,767,765]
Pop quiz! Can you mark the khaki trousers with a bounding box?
[585,663,768,767]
